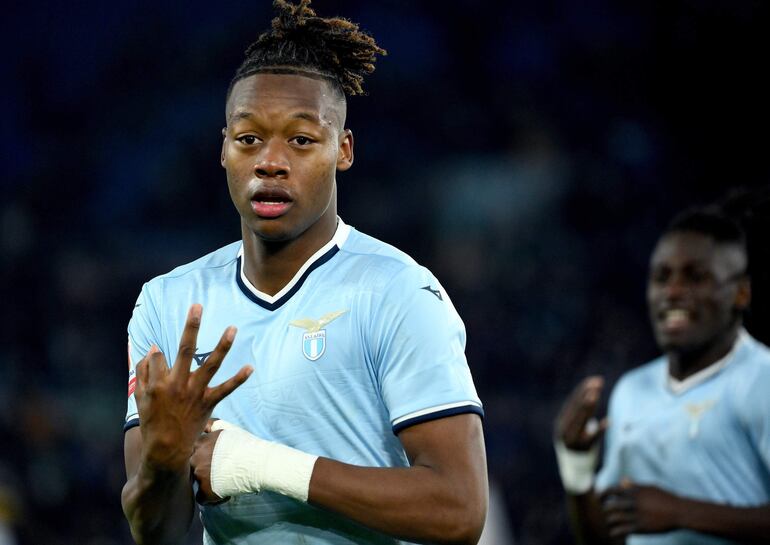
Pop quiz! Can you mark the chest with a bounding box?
[159,286,381,433]
[614,386,739,463]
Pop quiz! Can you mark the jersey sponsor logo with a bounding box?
[684,399,716,438]
[289,310,348,361]
[421,285,443,301]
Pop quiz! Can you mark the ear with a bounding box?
[734,277,751,311]
[336,129,354,172]
[220,127,227,168]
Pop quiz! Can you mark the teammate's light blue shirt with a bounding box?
[595,330,770,545]
[124,219,483,545]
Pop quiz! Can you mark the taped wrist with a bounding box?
[209,420,318,502]
[554,440,599,494]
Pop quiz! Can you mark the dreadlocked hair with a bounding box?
[228,0,386,99]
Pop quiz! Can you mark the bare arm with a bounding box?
[554,376,613,545]
[565,491,613,545]
[193,413,488,545]
[309,413,487,545]
[121,427,195,545]
[603,483,770,544]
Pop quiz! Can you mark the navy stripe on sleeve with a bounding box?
[392,404,484,435]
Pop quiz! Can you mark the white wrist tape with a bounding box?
[554,440,599,494]
[209,420,318,502]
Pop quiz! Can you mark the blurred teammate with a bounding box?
[554,208,770,544]
[120,1,487,544]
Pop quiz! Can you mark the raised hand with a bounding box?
[555,376,608,450]
[601,481,682,539]
[134,304,253,471]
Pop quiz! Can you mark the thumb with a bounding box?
[209,418,245,433]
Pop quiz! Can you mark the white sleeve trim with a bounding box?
[392,400,483,427]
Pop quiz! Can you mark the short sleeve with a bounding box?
[595,380,624,491]
[367,265,483,434]
[737,360,770,472]
[124,282,163,432]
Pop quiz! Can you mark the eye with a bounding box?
[236,135,260,145]
[291,135,315,146]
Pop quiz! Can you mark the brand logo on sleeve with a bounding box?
[421,285,443,301]
[289,310,348,361]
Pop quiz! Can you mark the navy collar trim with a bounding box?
[235,219,350,311]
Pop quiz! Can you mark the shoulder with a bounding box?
[338,226,436,295]
[141,240,241,297]
[730,332,770,395]
[610,356,666,401]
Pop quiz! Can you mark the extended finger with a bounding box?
[147,347,169,387]
[561,377,604,444]
[171,304,203,380]
[134,352,151,402]
[204,365,254,407]
[191,326,237,389]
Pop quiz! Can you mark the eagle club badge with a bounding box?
[290,310,347,361]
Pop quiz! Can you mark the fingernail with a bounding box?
[226,326,237,341]
[190,304,202,323]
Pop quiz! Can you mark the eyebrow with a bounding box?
[227,110,324,124]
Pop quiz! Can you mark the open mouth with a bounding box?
[250,187,293,218]
[658,308,693,331]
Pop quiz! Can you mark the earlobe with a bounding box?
[336,129,354,172]
[735,280,752,311]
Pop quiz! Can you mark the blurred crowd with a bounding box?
[2,1,769,543]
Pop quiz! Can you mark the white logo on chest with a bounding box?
[684,399,716,438]
[289,310,348,361]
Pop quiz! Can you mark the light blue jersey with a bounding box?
[595,331,770,545]
[124,219,483,545]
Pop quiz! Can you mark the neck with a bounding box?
[240,213,338,296]
[667,324,741,380]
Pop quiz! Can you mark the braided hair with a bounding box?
[228,0,386,100]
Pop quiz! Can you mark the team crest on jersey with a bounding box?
[289,310,347,361]
[302,331,327,361]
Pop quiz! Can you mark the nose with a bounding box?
[661,273,689,301]
[254,140,289,179]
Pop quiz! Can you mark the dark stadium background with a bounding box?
[2,1,769,543]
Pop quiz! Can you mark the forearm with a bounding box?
[309,457,487,545]
[565,490,612,545]
[677,498,770,543]
[121,459,195,545]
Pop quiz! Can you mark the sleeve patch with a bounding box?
[128,370,137,397]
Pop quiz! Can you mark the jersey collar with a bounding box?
[235,218,351,311]
[666,328,748,395]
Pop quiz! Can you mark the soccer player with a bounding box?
[120,2,487,544]
[554,208,770,544]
